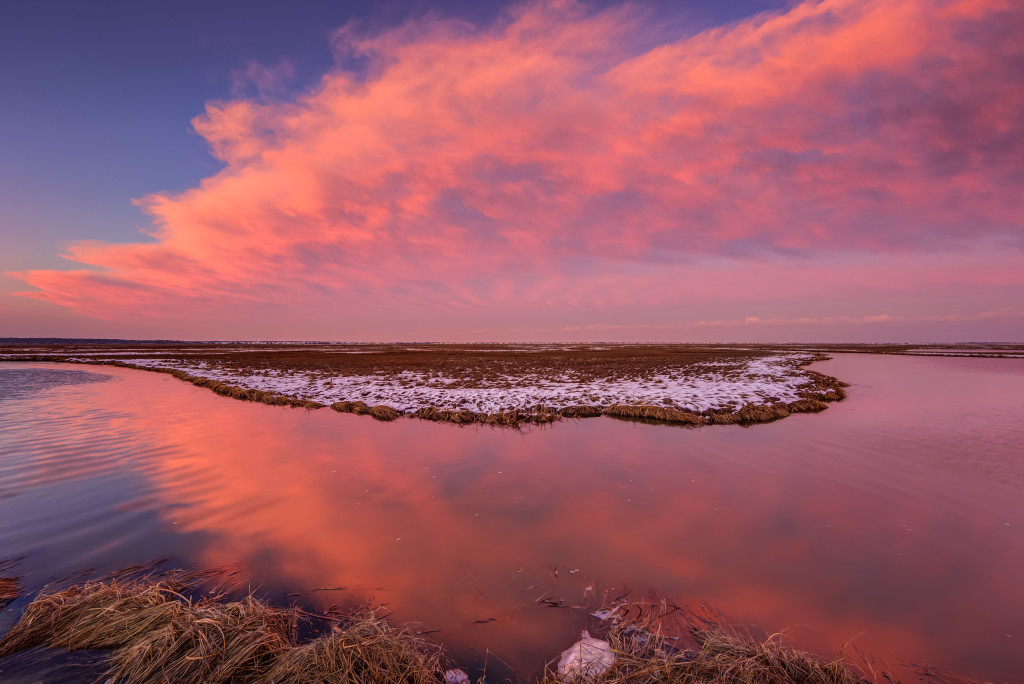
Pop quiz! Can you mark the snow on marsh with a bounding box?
[115,353,818,414]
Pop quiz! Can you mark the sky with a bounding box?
[1,0,1021,343]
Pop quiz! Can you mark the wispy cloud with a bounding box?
[10,0,1023,339]
[229,60,296,99]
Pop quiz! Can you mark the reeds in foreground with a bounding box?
[0,577,19,609]
[0,579,183,655]
[104,595,293,683]
[542,608,871,684]
[265,614,444,683]
[0,578,983,684]
[0,579,444,684]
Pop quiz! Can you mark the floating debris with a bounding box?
[444,668,471,684]
[557,630,615,682]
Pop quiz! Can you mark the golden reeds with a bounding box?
[0,579,183,656]
[603,405,707,425]
[541,606,872,684]
[558,406,604,418]
[554,628,868,684]
[414,406,478,424]
[0,577,19,609]
[104,595,293,684]
[265,613,445,684]
[331,400,372,415]
[0,579,446,684]
[369,405,402,421]
[0,579,985,684]
[331,401,402,421]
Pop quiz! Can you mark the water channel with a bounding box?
[1,354,1022,681]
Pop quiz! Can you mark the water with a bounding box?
[1,355,1023,681]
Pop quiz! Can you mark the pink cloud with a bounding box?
[9,0,1024,339]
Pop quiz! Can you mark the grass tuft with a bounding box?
[559,406,604,418]
[331,401,371,415]
[542,604,872,684]
[369,405,402,421]
[0,579,446,684]
[265,612,444,683]
[603,405,706,425]
[104,595,293,684]
[0,577,19,609]
[0,578,184,656]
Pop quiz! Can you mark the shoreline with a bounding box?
[0,344,848,428]
[0,574,893,684]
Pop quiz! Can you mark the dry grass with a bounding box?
[332,401,402,421]
[122,364,325,410]
[559,405,605,418]
[479,409,560,427]
[413,406,479,424]
[541,602,873,684]
[563,628,868,684]
[104,595,293,683]
[265,613,444,683]
[603,404,707,425]
[0,579,447,684]
[0,577,19,609]
[0,578,184,656]
[331,400,372,415]
[0,579,990,684]
[369,405,402,422]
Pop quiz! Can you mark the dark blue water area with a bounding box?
[0,367,112,403]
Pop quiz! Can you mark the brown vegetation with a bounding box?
[540,599,876,684]
[0,579,185,656]
[559,405,605,418]
[331,400,372,415]
[0,343,850,428]
[0,577,18,609]
[264,614,444,683]
[0,578,445,684]
[115,363,326,410]
[603,404,707,425]
[369,405,402,421]
[0,579,984,684]
[541,626,870,684]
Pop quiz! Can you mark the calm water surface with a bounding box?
[1,355,1022,681]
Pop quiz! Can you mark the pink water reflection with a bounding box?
[1,356,1023,681]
